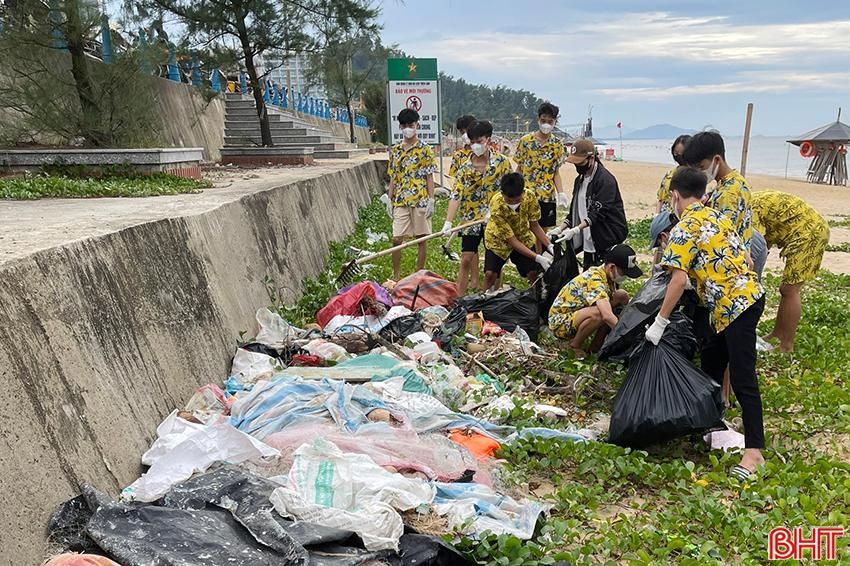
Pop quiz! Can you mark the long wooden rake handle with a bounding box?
[353,218,487,265]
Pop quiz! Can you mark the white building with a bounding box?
[258,52,326,100]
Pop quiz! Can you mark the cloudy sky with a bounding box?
[378,1,849,136]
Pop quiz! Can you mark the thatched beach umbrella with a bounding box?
[787,110,849,186]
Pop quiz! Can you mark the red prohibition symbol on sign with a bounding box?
[405,95,423,111]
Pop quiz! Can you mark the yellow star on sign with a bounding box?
[408,61,417,75]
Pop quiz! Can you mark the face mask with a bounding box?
[402,127,415,139]
[507,202,521,211]
[703,157,719,182]
[575,160,592,176]
[461,133,470,144]
[539,122,554,135]
[614,272,627,284]
[471,143,486,157]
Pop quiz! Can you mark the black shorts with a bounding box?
[484,249,538,277]
[538,200,557,228]
[461,234,483,253]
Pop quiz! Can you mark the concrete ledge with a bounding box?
[0,148,205,179]
[0,158,387,564]
[221,146,315,166]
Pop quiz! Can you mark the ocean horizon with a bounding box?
[598,136,814,180]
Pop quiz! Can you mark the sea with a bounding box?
[600,136,811,180]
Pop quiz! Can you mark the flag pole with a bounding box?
[619,123,623,160]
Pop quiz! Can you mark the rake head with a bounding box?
[441,243,460,262]
[336,259,363,286]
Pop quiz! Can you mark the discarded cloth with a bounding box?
[339,280,393,307]
[303,338,352,362]
[318,281,390,329]
[432,482,551,540]
[122,413,279,502]
[270,439,435,551]
[391,270,459,310]
[324,305,412,336]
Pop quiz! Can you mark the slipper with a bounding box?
[729,464,754,482]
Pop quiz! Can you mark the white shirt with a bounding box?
[572,163,597,253]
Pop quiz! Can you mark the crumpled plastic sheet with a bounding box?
[229,376,397,439]
[270,438,436,552]
[279,352,431,393]
[506,427,592,444]
[255,307,303,349]
[432,482,552,540]
[229,348,280,387]
[264,421,488,483]
[704,428,745,451]
[323,305,413,336]
[183,383,229,424]
[121,412,279,502]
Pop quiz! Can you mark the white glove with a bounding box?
[645,314,670,346]
[425,198,435,219]
[535,254,552,272]
[386,199,394,218]
[546,243,555,256]
[547,224,566,239]
[441,221,452,236]
[555,226,580,244]
[484,210,491,223]
[556,192,569,208]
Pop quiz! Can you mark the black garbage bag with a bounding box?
[539,242,580,323]
[607,327,724,449]
[432,305,468,349]
[379,313,423,343]
[598,270,669,362]
[457,288,540,340]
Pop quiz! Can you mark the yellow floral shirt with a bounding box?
[387,140,437,208]
[550,266,611,317]
[660,203,763,332]
[751,190,827,250]
[707,170,752,250]
[451,152,512,235]
[449,147,472,178]
[657,169,675,213]
[514,133,566,202]
[484,190,541,259]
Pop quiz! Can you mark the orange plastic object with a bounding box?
[449,429,500,460]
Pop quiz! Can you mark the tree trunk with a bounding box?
[346,100,355,144]
[239,35,272,146]
[64,0,105,145]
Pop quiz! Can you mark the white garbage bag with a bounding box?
[230,348,279,385]
[269,438,434,551]
[255,307,301,349]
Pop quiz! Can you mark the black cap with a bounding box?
[605,244,643,278]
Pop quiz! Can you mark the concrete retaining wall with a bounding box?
[0,159,387,566]
[153,79,226,162]
[291,111,372,145]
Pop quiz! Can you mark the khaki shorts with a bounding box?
[392,206,432,238]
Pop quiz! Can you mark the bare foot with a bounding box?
[778,342,794,353]
[569,346,588,359]
[739,448,765,473]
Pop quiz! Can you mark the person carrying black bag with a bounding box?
[548,138,628,269]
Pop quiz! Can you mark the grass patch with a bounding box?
[828,216,850,228]
[0,172,210,200]
[826,242,850,253]
[275,195,850,564]
[626,217,652,254]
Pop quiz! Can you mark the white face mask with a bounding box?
[703,158,719,182]
[507,202,521,211]
[539,122,554,135]
[610,267,627,284]
[402,127,416,139]
[471,143,487,157]
[461,132,470,144]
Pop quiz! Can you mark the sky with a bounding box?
[377,0,849,136]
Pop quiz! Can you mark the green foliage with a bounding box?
[625,217,653,253]
[0,172,209,199]
[827,215,850,228]
[439,73,546,132]
[826,242,850,253]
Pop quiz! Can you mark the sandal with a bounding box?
[729,464,754,482]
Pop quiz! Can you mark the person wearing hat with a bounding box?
[648,166,765,481]
[548,243,642,358]
[650,210,679,267]
[549,137,628,270]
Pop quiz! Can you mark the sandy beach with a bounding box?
[440,156,850,274]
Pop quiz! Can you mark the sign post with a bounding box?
[387,58,443,185]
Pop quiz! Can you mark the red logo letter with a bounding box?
[820,527,844,560]
[769,527,794,560]
[795,527,821,560]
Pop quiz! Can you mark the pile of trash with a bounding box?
[47,272,592,566]
[46,270,736,565]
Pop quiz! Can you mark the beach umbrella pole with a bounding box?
[740,102,754,176]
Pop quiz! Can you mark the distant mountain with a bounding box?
[624,124,696,140]
[595,124,635,139]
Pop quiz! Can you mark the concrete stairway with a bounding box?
[223,94,369,159]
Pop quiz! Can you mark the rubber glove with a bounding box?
[535,254,552,272]
[441,221,452,236]
[425,198,435,219]
[547,224,566,239]
[546,243,555,256]
[645,314,670,345]
[556,192,569,208]
[555,226,580,244]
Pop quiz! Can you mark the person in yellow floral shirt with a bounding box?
[448,114,475,180]
[514,102,567,232]
[752,190,830,353]
[648,166,766,481]
[549,244,640,357]
[483,172,553,290]
[387,108,437,280]
[656,135,691,213]
[442,120,511,295]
